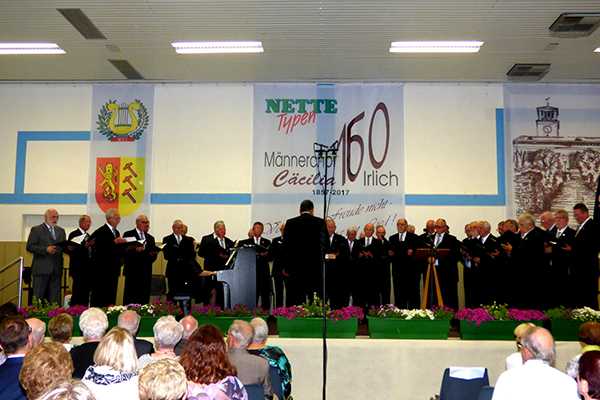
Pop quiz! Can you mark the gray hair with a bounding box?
[250,317,269,344]
[518,213,536,228]
[521,326,556,366]
[153,316,183,349]
[105,208,119,220]
[213,220,225,230]
[79,308,108,340]
[228,320,254,349]
[118,310,141,336]
[346,226,358,235]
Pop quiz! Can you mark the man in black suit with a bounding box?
[67,215,93,306]
[375,225,392,305]
[26,209,67,303]
[270,223,287,307]
[420,219,436,247]
[282,199,327,305]
[388,218,420,309]
[198,220,235,305]
[497,218,520,304]
[346,227,360,306]
[90,208,127,307]
[549,209,576,308]
[474,221,501,306]
[122,214,159,305]
[117,310,153,357]
[323,218,350,309]
[239,222,272,310]
[430,219,460,310]
[354,223,383,308]
[461,222,481,307]
[570,203,599,308]
[163,219,198,300]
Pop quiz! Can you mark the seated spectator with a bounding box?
[174,315,197,356]
[19,341,73,399]
[248,317,292,399]
[505,322,536,370]
[26,317,47,347]
[0,316,32,400]
[82,327,139,400]
[139,358,187,400]
[566,322,600,378]
[227,320,272,399]
[180,324,246,400]
[138,316,183,369]
[36,380,97,400]
[118,310,153,357]
[48,313,75,351]
[492,326,579,400]
[578,350,600,400]
[0,302,20,366]
[70,308,108,379]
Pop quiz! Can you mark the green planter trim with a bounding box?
[276,317,357,338]
[367,317,449,339]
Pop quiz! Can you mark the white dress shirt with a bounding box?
[492,359,579,400]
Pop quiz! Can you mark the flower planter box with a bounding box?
[137,316,159,337]
[276,317,358,338]
[367,317,449,339]
[459,320,525,340]
[550,319,581,341]
[193,315,254,335]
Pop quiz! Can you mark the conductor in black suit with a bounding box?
[270,223,287,307]
[67,215,93,306]
[162,219,198,300]
[324,218,350,309]
[239,222,272,310]
[122,214,159,305]
[549,209,576,308]
[90,208,127,307]
[354,223,383,308]
[198,220,235,305]
[431,219,460,310]
[570,203,600,308]
[283,199,327,305]
[388,218,420,309]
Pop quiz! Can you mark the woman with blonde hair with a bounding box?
[81,327,139,400]
[505,322,536,369]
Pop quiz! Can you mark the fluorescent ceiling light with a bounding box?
[171,41,263,54]
[390,41,484,53]
[0,42,65,54]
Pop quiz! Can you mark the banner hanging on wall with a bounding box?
[252,83,404,237]
[87,84,154,226]
[505,84,600,219]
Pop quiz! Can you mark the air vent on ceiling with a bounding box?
[108,59,144,80]
[506,63,551,81]
[549,13,600,38]
[57,8,106,40]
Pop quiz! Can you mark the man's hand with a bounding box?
[407,249,414,256]
[562,244,572,252]
[85,239,95,248]
[388,249,395,257]
[135,246,144,253]
[199,270,217,277]
[325,253,337,260]
[46,245,57,254]
[114,237,127,244]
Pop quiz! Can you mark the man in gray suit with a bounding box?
[26,209,66,303]
[227,319,272,399]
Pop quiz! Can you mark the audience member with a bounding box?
[139,358,187,400]
[505,322,536,370]
[81,327,139,400]
[0,316,32,400]
[180,324,246,400]
[578,350,600,400]
[227,319,272,399]
[174,315,197,356]
[26,317,47,347]
[492,326,579,400]
[0,302,20,365]
[248,317,292,399]
[36,380,97,400]
[118,310,153,357]
[566,322,600,378]
[138,316,182,368]
[70,308,108,379]
[19,341,73,399]
[48,313,75,351]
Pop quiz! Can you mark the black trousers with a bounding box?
[123,265,152,305]
[256,264,271,310]
[90,267,119,307]
[70,270,92,306]
[393,266,421,309]
[273,272,287,307]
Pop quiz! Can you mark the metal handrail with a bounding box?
[0,256,25,307]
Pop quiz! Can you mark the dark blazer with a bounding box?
[70,342,99,379]
[388,231,419,271]
[26,223,66,275]
[270,236,286,276]
[283,213,327,280]
[0,356,26,400]
[66,228,93,278]
[198,234,235,271]
[122,229,158,277]
[432,233,460,283]
[162,234,197,282]
[573,219,600,279]
[355,236,383,266]
[550,226,576,271]
[324,233,350,269]
[134,338,153,357]
[90,224,123,276]
[239,237,272,269]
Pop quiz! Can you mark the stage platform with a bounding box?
[71,336,581,400]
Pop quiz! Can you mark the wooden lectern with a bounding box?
[415,247,450,309]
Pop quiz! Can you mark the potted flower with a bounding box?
[191,304,267,335]
[457,303,547,340]
[272,295,363,338]
[547,307,600,341]
[105,305,128,329]
[126,301,183,336]
[367,305,453,339]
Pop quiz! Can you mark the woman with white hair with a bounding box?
[71,307,109,379]
[138,316,183,368]
[248,317,292,399]
[82,327,139,400]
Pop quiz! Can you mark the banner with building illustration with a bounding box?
[252,83,404,238]
[87,84,154,227]
[505,84,600,219]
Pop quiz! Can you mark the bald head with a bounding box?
[520,326,556,366]
[425,220,435,234]
[26,318,46,346]
[179,315,198,340]
[117,310,140,336]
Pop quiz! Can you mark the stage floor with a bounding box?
[72,336,581,400]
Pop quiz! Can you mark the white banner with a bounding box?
[87,84,154,226]
[252,83,404,237]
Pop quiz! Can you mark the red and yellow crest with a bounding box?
[95,157,145,216]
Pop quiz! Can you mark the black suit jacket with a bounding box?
[270,236,286,276]
[513,229,546,276]
[239,237,272,271]
[389,231,419,269]
[162,234,197,280]
[122,229,158,277]
[90,224,123,276]
[432,233,460,282]
[71,341,99,379]
[355,237,383,268]
[67,229,93,278]
[324,233,350,268]
[198,234,235,271]
[573,219,600,279]
[550,226,576,272]
[283,213,327,280]
[134,337,153,357]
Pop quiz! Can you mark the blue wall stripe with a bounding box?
[150,193,251,205]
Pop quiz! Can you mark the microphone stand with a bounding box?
[313,141,339,400]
